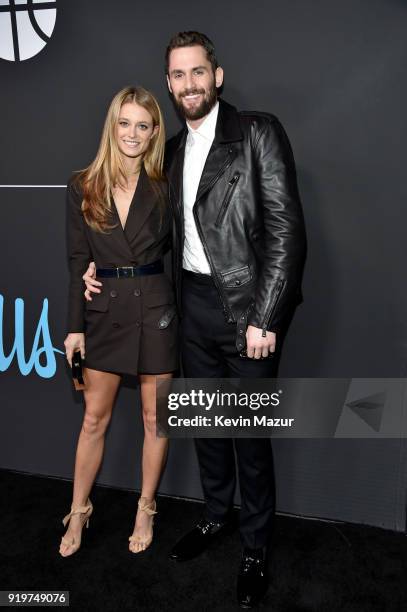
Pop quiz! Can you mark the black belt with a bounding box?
[96,260,164,278]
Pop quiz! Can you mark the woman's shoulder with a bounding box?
[66,172,84,200]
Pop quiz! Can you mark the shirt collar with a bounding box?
[186,100,219,142]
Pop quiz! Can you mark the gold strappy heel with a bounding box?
[128,497,157,553]
[59,499,93,557]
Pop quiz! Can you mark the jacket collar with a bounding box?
[166,98,243,208]
[213,98,243,144]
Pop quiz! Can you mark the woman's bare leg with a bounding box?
[129,372,172,553]
[59,367,121,557]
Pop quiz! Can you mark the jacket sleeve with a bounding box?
[66,178,92,333]
[247,117,306,333]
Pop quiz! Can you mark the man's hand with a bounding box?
[64,333,85,367]
[245,325,276,359]
[83,261,102,301]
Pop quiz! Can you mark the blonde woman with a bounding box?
[60,86,178,557]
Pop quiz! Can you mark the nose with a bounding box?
[185,72,195,91]
[128,124,137,138]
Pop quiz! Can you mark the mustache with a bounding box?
[180,88,206,97]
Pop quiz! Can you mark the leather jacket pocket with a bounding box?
[221,264,252,288]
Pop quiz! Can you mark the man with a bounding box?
[165,31,305,608]
[85,31,306,608]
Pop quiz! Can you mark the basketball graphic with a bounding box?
[0,0,57,62]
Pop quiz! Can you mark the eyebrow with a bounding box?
[170,65,208,75]
[118,117,150,123]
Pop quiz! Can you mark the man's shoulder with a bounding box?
[219,98,284,142]
[238,109,281,133]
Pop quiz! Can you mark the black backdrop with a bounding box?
[1,0,407,531]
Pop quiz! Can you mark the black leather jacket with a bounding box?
[165,98,306,333]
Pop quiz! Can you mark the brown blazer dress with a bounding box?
[66,164,179,376]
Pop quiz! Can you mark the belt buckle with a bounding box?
[121,266,134,278]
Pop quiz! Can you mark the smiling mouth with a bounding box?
[182,93,204,102]
[123,140,140,147]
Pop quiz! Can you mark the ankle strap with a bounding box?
[62,500,92,527]
[138,497,157,515]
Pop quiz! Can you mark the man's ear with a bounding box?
[166,74,173,93]
[215,66,224,89]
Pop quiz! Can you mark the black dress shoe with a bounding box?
[237,548,268,609]
[169,517,233,561]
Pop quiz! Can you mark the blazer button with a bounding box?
[110,290,118,298]
[112,321,120,328]
[134,289,141,297]
[136,320,141,327]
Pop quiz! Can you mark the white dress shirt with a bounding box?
[182,101,219,274]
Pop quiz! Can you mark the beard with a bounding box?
[174,78,218,121]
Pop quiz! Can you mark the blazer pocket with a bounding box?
[221,265,253,288]
[144,293,174,308]
[85,291,110,312]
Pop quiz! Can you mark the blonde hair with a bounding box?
[76,86,166,232]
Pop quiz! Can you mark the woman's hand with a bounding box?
[64,333,85,367]
[82,261,103,301]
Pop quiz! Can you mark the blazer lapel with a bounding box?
[108,200,135,261]
[124,164,157,244]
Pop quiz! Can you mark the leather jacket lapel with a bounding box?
[195,143,237,203]
[166,129,187,212]
[195,98,243,203]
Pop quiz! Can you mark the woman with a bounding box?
[61,86,178,557]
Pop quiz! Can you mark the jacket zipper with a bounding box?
[196,153,236,204]
[215,172,241,227]
[261,279,285,334]
[189,149,237,321]
[193,207,234,321]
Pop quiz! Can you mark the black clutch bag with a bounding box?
[72,351,85,388]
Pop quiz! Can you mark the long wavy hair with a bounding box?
[75,86,166,232]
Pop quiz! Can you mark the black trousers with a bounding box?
[181,270,281,550]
